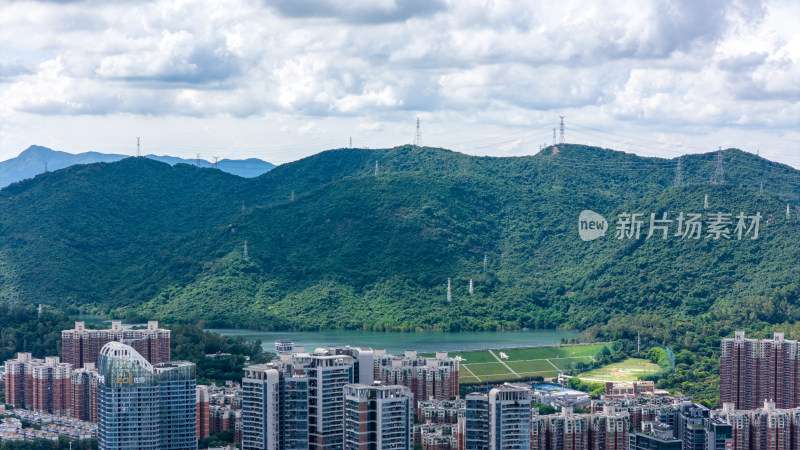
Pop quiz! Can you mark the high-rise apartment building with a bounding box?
[4,352,35,408]
[293,348,356,449]
[96,342,196,450]
[720,331,800,410]
[280,375,310,450]
[629,423,681,450]
[465,383,532,449]
[241,346,373,450]
[3,353,71,416]
[209,405,236,435]
[374,350,459,412]
[344,383,413,449]
[418,398,464,424]
[31,356,71,416]
[712,400,800,450]
[241,365,280,450]
[62,321,171,369]
[197,385,211,440]
[545,406,590,450]
[71,362,99,423]
[588,405,629,450]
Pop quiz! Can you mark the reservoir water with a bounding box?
[208,329,580,354]
[71,316,579,354]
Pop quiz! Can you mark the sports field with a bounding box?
[576,358,662,382]
[450,343,611,384]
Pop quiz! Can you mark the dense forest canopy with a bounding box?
[1,145,797,336]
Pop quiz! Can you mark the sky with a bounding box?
[0,0,798,167]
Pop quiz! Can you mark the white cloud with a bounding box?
[0,0,797,166]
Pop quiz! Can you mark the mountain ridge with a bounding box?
[0,144,798,333]
[0,145,275,188]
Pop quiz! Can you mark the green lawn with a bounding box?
[450,351,501,364]
[453,343,611,384]
[505,359,558,374]
[577,358,663,382]
[464,362,512,377]
[549,356,594,371]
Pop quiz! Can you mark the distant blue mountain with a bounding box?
[0,146,275,188]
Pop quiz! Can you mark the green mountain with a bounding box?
[1,146,799,333]
[0,145,275,188]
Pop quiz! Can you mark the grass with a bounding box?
[576,358,663,382]
[453,343,612,385]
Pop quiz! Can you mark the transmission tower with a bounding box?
[559,116,565,144]
[414,118,422,147]
[243,241,249,259]
[788,204,792,220]
[196,154,201,168]
[212,156,219,169]
[760,183,764,196]
[483,254,488,273]
[469,279,474,296]
[712,147,724,184]
[375,161,379,177]
[674,157,683,187]
[38,304,42,316]
[447,278,452,302]
[553,128,556,146]
[137,137,141,157]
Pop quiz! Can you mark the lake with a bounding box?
[208,329,580,354]
[71,316,580,354]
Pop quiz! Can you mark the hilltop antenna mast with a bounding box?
[349,137,352,148]
[196,154,201,168]
[674,157,683,187]
[712,147,724,184]
[414,118,422,147]
[559,116,565,144]
[137,137,141,157]
[469,279,474,296]
[243,241,248,259]
[447,278,452,302]
[212,156,219,169]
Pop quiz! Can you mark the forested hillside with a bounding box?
[1,145,799,336]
